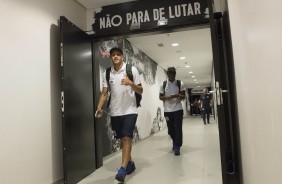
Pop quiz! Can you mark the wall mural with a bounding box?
[97,38,167,156]
[151,107,166,135]
[123,39,157,85]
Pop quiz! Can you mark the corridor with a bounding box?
[78,116,222,184]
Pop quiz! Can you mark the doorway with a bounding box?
[61,1,240,184]
[93,26,214,156]
[91,27,221,184]
[91,19,235,184]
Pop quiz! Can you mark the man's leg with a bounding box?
[174,110,183,155]
[202,110,206,124]
[121,136,136,175]
[115,114,136,182]
[121,137,132,168]
[165,112,176,150]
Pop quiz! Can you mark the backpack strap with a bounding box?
[105,67,111,107]
[176,80,181,92]
[105,67,111,89]
[126,64,142,107]
[163,81,167,95]
[126,64,133,81]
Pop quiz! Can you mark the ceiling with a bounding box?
[76,0,213,89]
[76,0,137,9]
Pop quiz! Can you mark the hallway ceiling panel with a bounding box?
[76,0,213,89]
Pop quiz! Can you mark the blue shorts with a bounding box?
[111,114,137,139]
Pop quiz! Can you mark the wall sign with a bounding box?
[92,0,209,37]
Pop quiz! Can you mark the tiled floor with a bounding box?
[78,116,222,184]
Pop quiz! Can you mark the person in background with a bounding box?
[95,47,143,183]
[193,98,200,115]
[159,67,186,156]
[200,87,212,125]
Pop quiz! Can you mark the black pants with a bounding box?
[164,110,183,148]
[202,106,210,123]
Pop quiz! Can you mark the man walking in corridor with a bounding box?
[159,67,186,155]
[95,47,143,182]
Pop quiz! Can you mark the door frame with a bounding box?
[90,1,240,184]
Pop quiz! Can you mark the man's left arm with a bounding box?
[121,66,143,95]
[177,81,186,100]
[177,90,185,100]
[130,83,143,95]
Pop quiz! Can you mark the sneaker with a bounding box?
[126,161,136,175]
[115,167,127,183]
[174,147,180,156]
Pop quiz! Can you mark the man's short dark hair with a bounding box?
[110,47,123,55]
[167,67,176,74]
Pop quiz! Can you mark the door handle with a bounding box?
[216,81,228,105]
[216,81,222,105]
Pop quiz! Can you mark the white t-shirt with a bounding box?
[102,63,141,116]
[159,80,185,112]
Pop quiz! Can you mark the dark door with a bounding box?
[208,4,241,184]
[60,16,96,184]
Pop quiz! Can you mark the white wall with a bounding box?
[0,0,87,183]
[227,0,282,184]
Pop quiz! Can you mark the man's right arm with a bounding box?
[199,95,203,109]
[159,93,166,101]
[95,87,108,118]
[159,93,173,101]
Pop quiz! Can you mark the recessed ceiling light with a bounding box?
[189,71,193,74]
[180,57,186,60]
[192,76,195,78]
[193,79,197,81]
[172,43,179,47]
[185,65,190,68]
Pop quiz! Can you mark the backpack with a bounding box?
[106,64,142,108]
[163,80,181,94]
